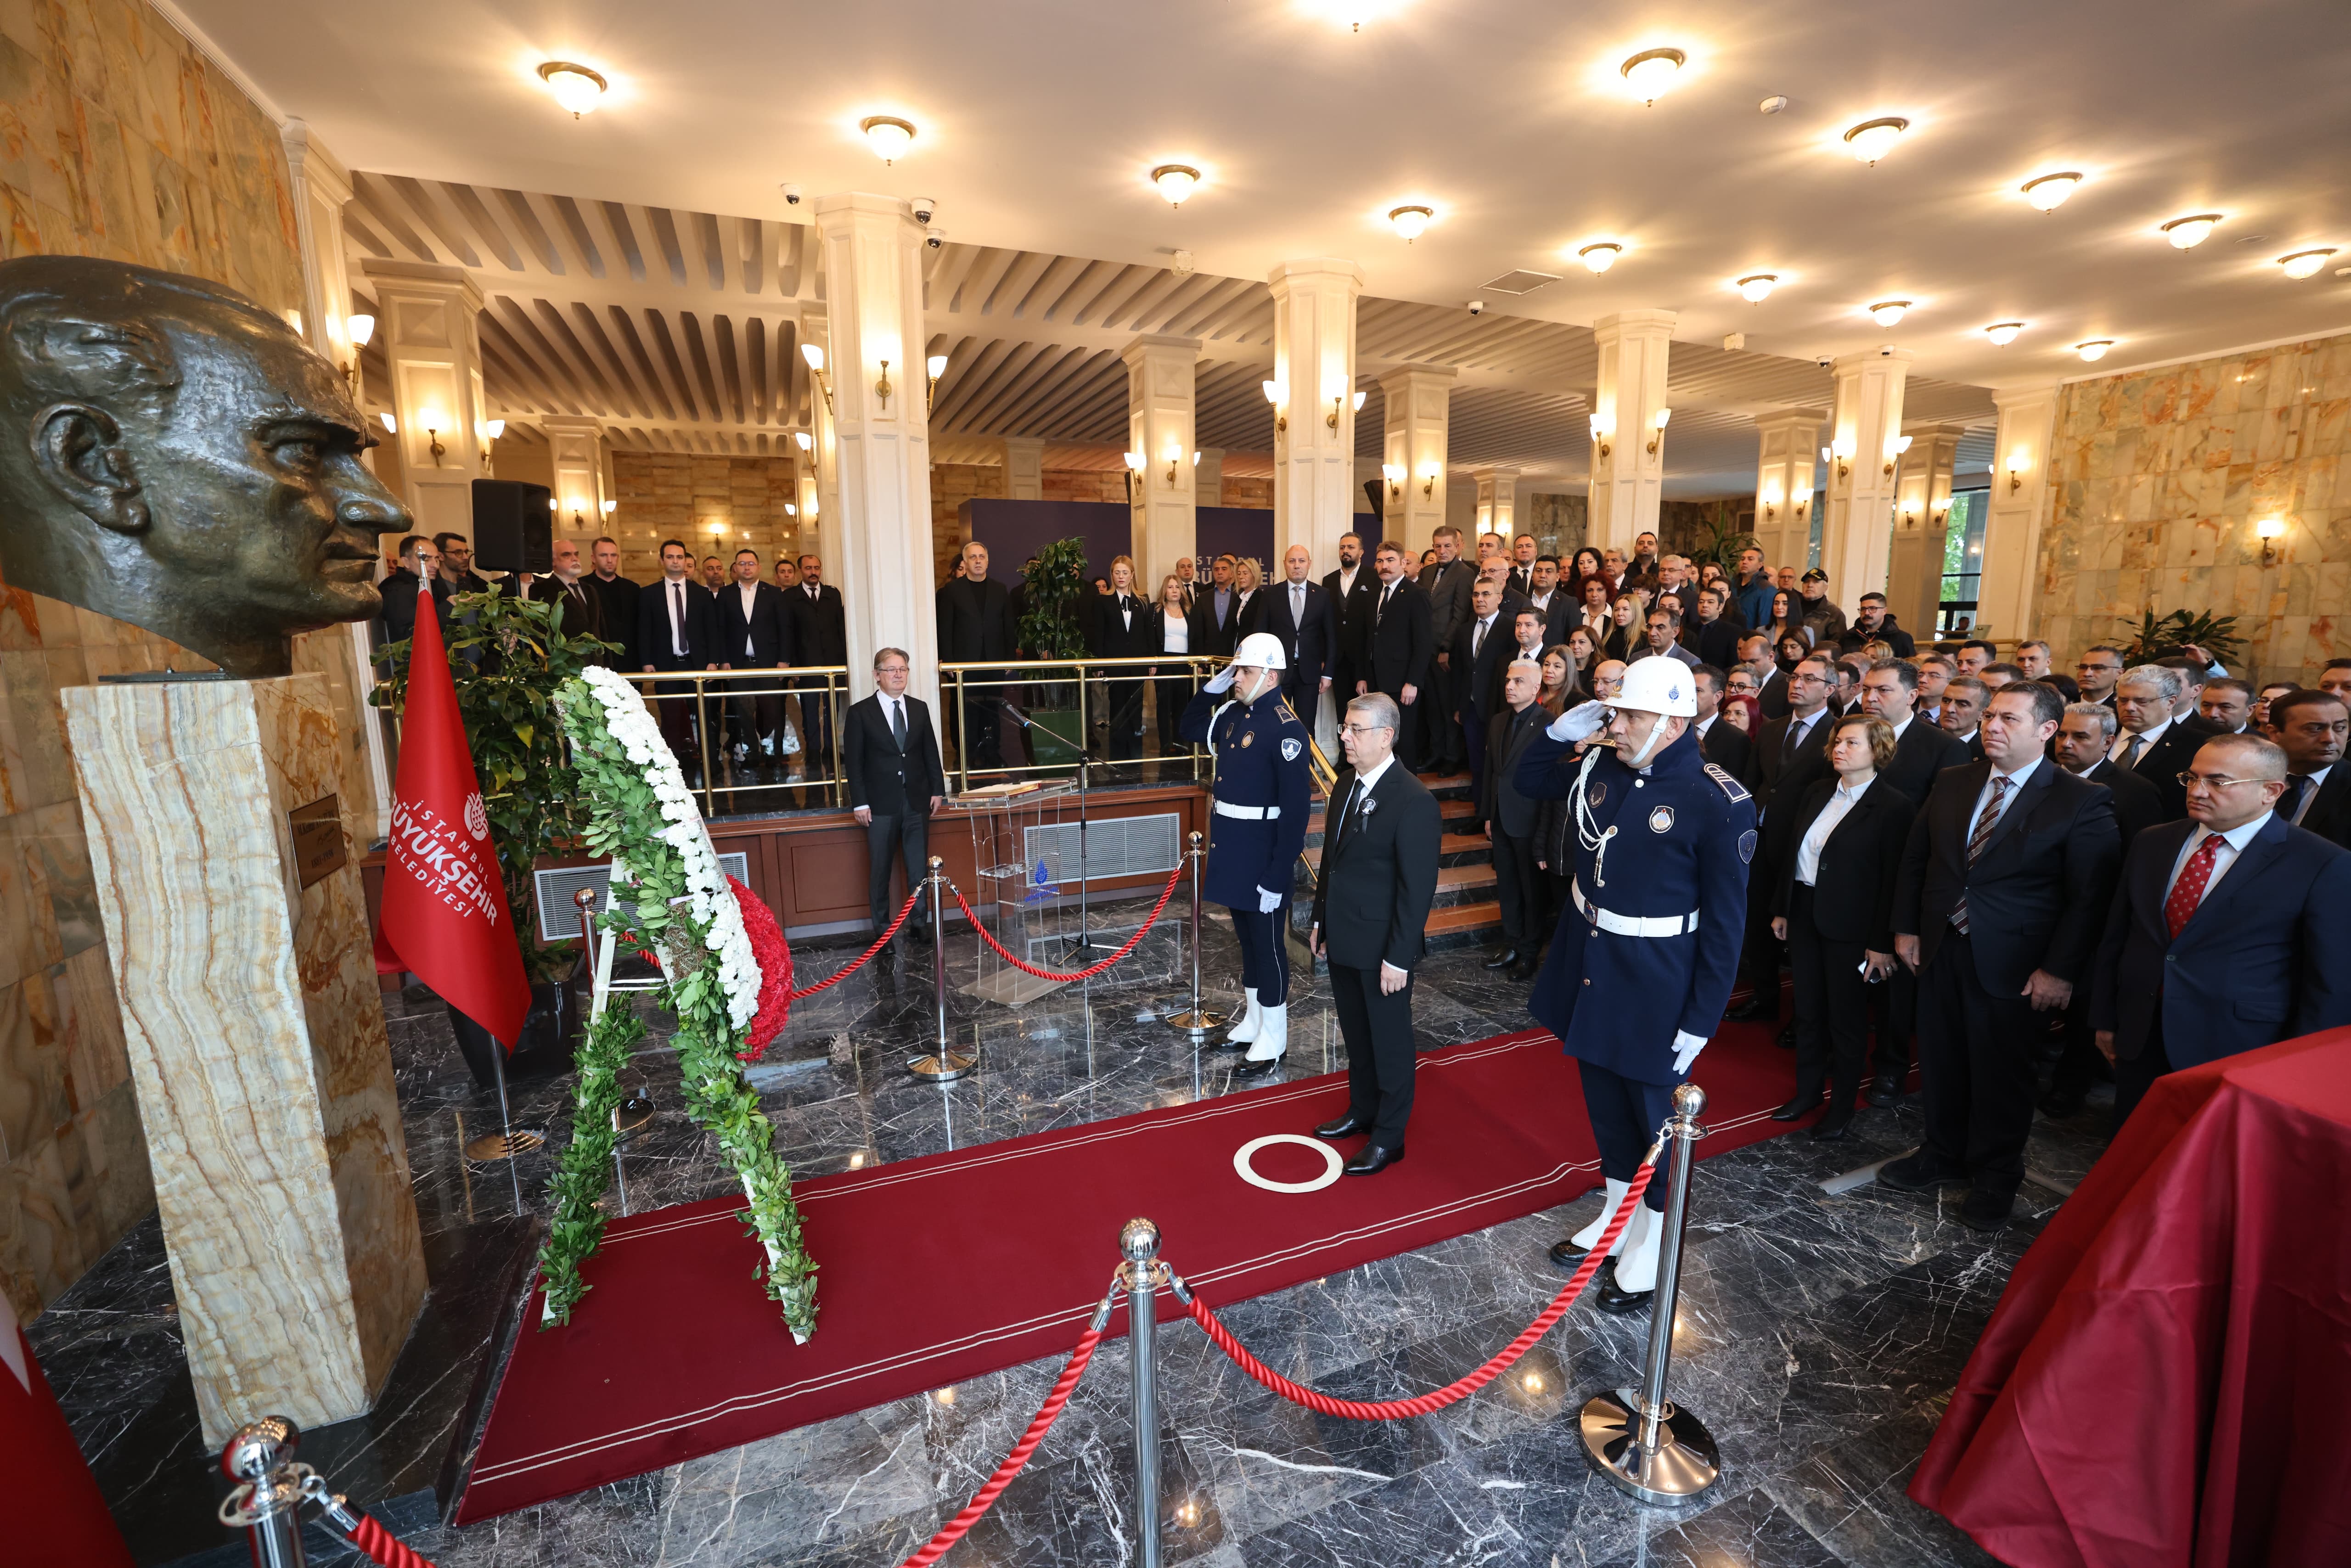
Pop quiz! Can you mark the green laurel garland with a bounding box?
[532,676,819,1342]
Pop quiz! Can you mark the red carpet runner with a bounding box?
[456,1022,1805,1521]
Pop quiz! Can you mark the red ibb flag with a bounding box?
[0,1287,135,1566]
[374,578,531,1048]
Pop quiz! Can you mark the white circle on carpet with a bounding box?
[1233,1134,1345,1194]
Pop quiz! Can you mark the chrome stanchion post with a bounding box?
[907,857,976,1082]
[1165,831,1226,1034]
[217,1417,311,1568]
[1579,1082,1720,1505]
[1120,1218,1164,1568]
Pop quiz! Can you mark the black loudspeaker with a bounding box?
[470,479,553,573]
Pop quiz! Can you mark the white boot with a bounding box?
[1611,1204,1665,1295]
[1242,1004,1288,1063]
[1225,995,1263,1045]
[1568,1178,1632,1254]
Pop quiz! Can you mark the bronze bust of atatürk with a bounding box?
[0,256,410,676]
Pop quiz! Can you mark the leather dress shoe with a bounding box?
[1482,946,1518,970]
[1547,1236,1598,1269]
[1232,1054,1286,1079]
[1877,1151,1969,1192]
[1593,1259,1653,1316]
[1810,1105,1856,1141]
[1343,1143,1404,1176]
[1768,1091,1822,1122]
[1505,956,1539,982]
[1959,1187,2014,1233]
[1314,1113,1371,1140]
[1870,1072,1903,1103]
[1726,994,1778,1023]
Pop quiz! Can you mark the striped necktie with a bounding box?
[1950,775,2011,935]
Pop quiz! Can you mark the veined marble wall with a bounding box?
[609,451,805,583]
[0,0,324,1319]
[2031,331,2351,685]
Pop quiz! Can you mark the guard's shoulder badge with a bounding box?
[1275,698,1303,726]
[1704,763,1751,804]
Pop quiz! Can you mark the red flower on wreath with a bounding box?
[732,876,794,1061]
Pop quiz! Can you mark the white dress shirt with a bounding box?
[1890,714,1913,742]
[1161,608,1189,653]
[2110,714,2172,765]
[1967,753,2042,839]
[2290,764,2332,826]
[664,575,691,657]
[2164,812,2271,902]
[1335,753,1397,849]
[736,581,762,658]
[1796,775,1873,887]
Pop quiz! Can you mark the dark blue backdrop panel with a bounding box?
[962,499,1131,584]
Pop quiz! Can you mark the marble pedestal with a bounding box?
[62,674,425,1447]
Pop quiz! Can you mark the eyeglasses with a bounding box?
[2076,663,2121,674]
[2176,772,2272,789]
[1339,722,1393,737]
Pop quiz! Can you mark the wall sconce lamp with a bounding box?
[478,416,504,466]
[793,429,813,453]
[1647,407,1671,456]
[801,343,834,413]
[418,410,447,466]
[873,360,893,409]
[1829,438,1855,482]
[925,354,947,410]
[341,313,374,388]
[377,411,395,435]
[1930,503,1948,527]
[1164,444,1184,487]
[1382,462,1404,499]
[1794,495,1810,522]
[2006,453,2028,493]
[1123,449,1145,503]
[1263,379,1287,433]
[1884,433,1912,478]
[2257,515,2287,567]
[602,498,617,518]
[1419,461,1439,497]
[1590,414,1612,460]
[1761,486,1780,523]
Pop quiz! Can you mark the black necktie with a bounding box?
[2282,774,2312,822]
[671,581,686,656]
[891,699,907,751]
[1378,584,1393,626]
[1782,714,1805,764]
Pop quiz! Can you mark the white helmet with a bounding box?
[1615,654,1697,717]
[1232,631,1288,671]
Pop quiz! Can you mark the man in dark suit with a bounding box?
[2272,688,2351,850]
[1940,675,1989,761]
[1188,554,1246,657]
[2111,664,2202,821]
[786,553,848,776]
[2015,639,2079,701]
[1914,652,1954,728]
[1741,633,1791,721]
[1682,585,1742,670]
[1309,691,1442,1174]
[636,537,721,767]
[585,537,641,670]
[377,534,450,649]
[2194,677,2255,735]
[527,537,603,643]
[1322,533,1373,709]
[716,548,794,762]
[1483,658,1553,980]
[1691,665,1751,778]
[2092,731,2351,1126]
[1260,545,1336,728]
[1355,540,1434,770]
[1452,578,1513,827]
[1419,527,1477,773]
[844,647,947,952]
[1728,652,1839,1022]
[2074,643,2127,712]
[1505,533,1539,600]
[1860,658,1969,809]
[936,539,1015,770]
[1888,682,2120,1231]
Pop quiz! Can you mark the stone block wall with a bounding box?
[609,452,805,581]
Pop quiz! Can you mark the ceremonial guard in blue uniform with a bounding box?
[1180,632,1314,1074]
[1513,656,1755,1311]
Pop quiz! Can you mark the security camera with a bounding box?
[925,226,946,250]
[1467,299,1485,316]
[780,182,803,206]
[1816,354,1834,370]
[911,197,936,224]
[1879,343,1896,357]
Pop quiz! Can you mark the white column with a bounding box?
[1751,410,1820,576]
[1586,310,1676,553]
[1379,365,1452,551]
[1268,258,1364,569]
[1474,467,1520,537]
[539,415,608,538]
[1122,333,1200,592]
[1193,447,1225,510]
[812,194,937,714]
[1000,436,1046,500]
[1821,348,1914,602]
[361,259,488,539]
[1974,385,2060,643]
[1888,422,1967,638]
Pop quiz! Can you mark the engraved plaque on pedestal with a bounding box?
[62,674,425,1445]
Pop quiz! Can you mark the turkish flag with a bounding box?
[0,1290,135,1566]
[374,578,531,1049]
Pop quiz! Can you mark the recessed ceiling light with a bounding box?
[2160,214,2222,249]
[1736,273,1778,303]
[1984,321,2025,346]
[1869,300,1912,326]
[2021,172,2084,212]
[2075,340,2114,361]
[1578,242,1623,274]
[1843,117,1909,164]
[1151,164,1200,207]
[2279,248,2337,279]
[1620,48,1686,105]
[860,115,916,163]
[1387,204,1434,242]
[536,62,607,119]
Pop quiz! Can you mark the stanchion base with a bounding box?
[1579,1390,1720,1505]
[614,1096,655,1134]
[1165,1007,1229,1035]
[464,1127,548,1162]
[907,1048,979,1083]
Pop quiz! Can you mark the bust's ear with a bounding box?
[30,403,148,534]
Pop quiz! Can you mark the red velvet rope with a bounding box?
[1182,1159,1658,1420]
[783,889,922,1003]
[344,1512,437,1568]
[950,860,1187,982]
[895,1316,1108,1568]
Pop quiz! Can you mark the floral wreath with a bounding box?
[534,666,817,1342]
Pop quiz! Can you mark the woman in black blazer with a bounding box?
[1147,573,1197,755]
[1087,555,1159,761]
[1768,713,1913,1140]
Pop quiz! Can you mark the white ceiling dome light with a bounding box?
[536,62,607,119]
[1151,164,1201,207]
[1578,242,1623,274]
[1984,321,2025,346]
[2020,172,2084,212]
[1735,274,1778,303]
[1620,48,1686,106]
[2278,248,2337,279]
[2075,340,2115,361]
[860,115,916,163]
[2160,214,2222,249]
[1387,204,1434,242]
[1843,117,1909,165]
[1868,299,1912,326]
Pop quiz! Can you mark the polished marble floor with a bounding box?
[39,900,2116,1568]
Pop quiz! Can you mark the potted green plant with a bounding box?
[2119,607,2244,667]
[1015,537,1091,770]
[371,588,618,1082]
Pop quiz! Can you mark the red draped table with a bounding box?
[1911,1028,2351,1567]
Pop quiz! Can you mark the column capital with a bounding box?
[360,258,485,313]
[1376,361,1458,388]
[811,191,922,225]
[1121,333,1203,365]
[1831,346,1916,374]
[280,119,350,208]
[537,414,606,436]
[1592,309,1679,338]
[1268,257,1367,292]
[1754,407,1824,436]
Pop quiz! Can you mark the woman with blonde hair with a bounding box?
[1231,556,1266,639]
[1149,573,1195,755]
[1603,592,1644,663]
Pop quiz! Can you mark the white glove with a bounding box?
[1257,885,1282,914]
[1204,665,1237,694]
[1547,699,1609,745]
[1671,1029,1708,1076]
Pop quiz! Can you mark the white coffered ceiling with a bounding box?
[206,0,2351,492]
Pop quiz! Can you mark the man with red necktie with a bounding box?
[2090,731,2351,1129]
